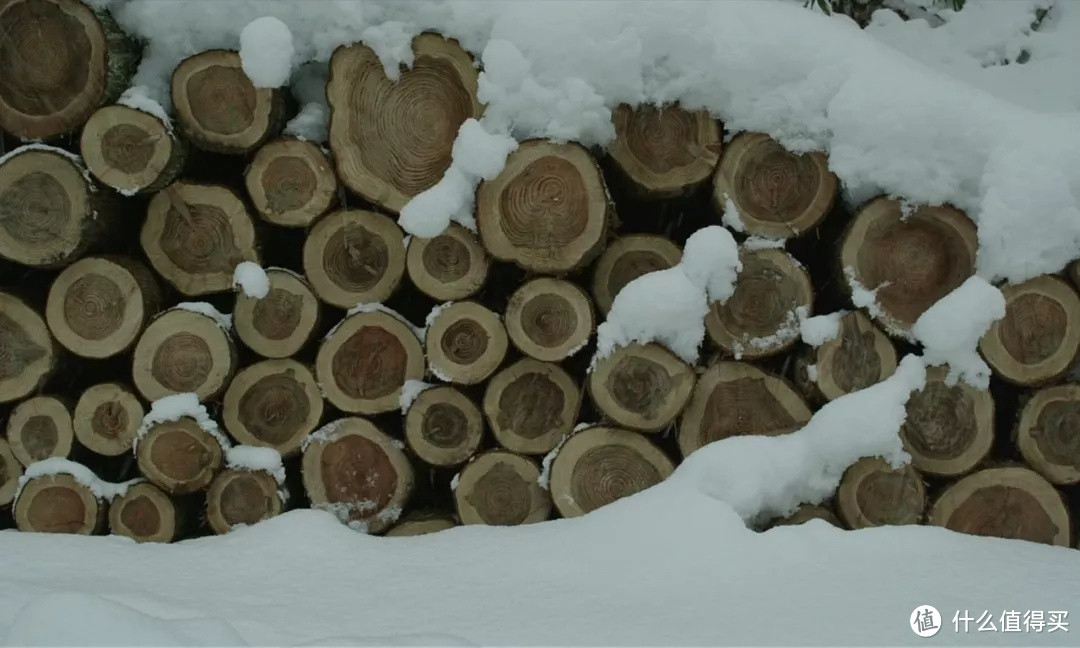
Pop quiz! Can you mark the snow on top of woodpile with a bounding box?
[239,16,294,88]
[912,275,1006,388]
[14,459,139,504]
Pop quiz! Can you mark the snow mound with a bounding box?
[800,311,844,347]
[173,302,233,331]
[912,276,1006,388]
[239,16,294,88]
[14,459,137,504]
[232,261,270,299]
[226,445,286,485]
[136,394,230,452]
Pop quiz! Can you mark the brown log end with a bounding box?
[587,343,695,433]
[505,278,594,363]
[135,417,225,495]
[46,256,160,359]
[6,396,73,467]
[483,358,582,455]
[0,147,99,267]
[590,234,681,317]
[713,132,837,239]
[385,513,456,537]
[453,450,551,526]
[678,361,811,458]
[0,438,23,507]
[477,140,611,273]
[245,138,337,227]
[836,457,926,529]
[132,307,237,402]
[108,481,180,542]
[706,248,813,359]
[14,472,106,534]
[301,417,414,534]
[316,309,424,414]
[80,104,185,195]
[426,301,508,385]
[979,275,1080,386]
[206,468,284,534]
[841,197,977,337]
[1016,383,1080,485]
[142,181,260,296]
[0,292,57,404]
[404,385,483,467]
[549,425,674,518]
[406,223,490,301]
[223,358,324,458]
[73,383,144,457]
[0,0,112,141]
[767,505,844,529]
[793,310,897,403]
[929,466,1072,547]
[327,34,481,212]
[233,268,320,359]
[302,210,406,308]
[609,103,721,198]
[899,366,994,478]
[172,49,285,154]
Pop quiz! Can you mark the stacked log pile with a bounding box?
[1,1,1077,548]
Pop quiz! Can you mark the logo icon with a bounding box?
[911,605,942,637]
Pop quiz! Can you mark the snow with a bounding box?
[300,419,345,453]
[173,302,233,332]
[117,85,172,127]
[800,311,844,346]
[0,143,96,189]
[283,102,329,142]
[135,394,231,452]
[239,16,295,88]
[398,380,435,413]
[226,446,286,485]
[911,276,1006,389]
[844,266,887,322]
[720,194,746,233]
[594,226,740,364]
[13,459,137,504]
[742,235,786,251]
[232,262,270,299]
[323,303,424,342]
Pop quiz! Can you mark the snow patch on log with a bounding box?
[135,393,231,452]
[233,261,270,299]
[912,276,1006,388]
[284,103,329,142]
[800,311,844,347]
[398,380,435,414]
[14,459,138,504]
[173,302,233,332]
[720,194,746,233]
[324,304,425,342]
[0,144,97,190]
[117,86,172,127]
[240,16,295,88]
[226,445,286,485]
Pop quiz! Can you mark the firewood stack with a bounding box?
[0,0,1077,548]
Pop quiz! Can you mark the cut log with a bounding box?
[453,450,551,526]
[678,361,812,458]
[587,343,695,432]
[767,505,843,529]
[301,417,414,534]
[327,33,481,212]
[978,275,1080,386]
[80,104,187,195]
[233,268,320,359]
[706,248,813,359]
[46,256,162,359]
[505,278,594,362]
[14,472,106,534]
[712,132,838,239]
[899,366,994,478]
[0,0,139,141]
[131,307,238,402]
[0,292,57,404]
[836,457,926,529]
[792,310,897,403]
[315,309,424,415]
[245,138,337,227]
[6,396,73,467]
[302,209,406,308]
[135,417,225,495]
[1016,383,1080,485]
[72,383,144,457]
[142,181,260,296]
[477,140,612,274]
[608,103,721,198]
[222,358,324,458]
[405,223,489,301]
[0,147,112,267]
[426,301,508,385]
[840,198,978,337]
[108,481,181,542]
[929,466,1072,547]
[404,385,484,467]
[548,425,674,518]
[171,49,285,154]
[483,358,581,455]
[385,513,456,537]
[590,234,682,316]
[0,438,22,508]
[206,468,284,534]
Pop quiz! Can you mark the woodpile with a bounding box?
[1,15,1077,550]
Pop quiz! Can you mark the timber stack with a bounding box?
[0,0,1077,549]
